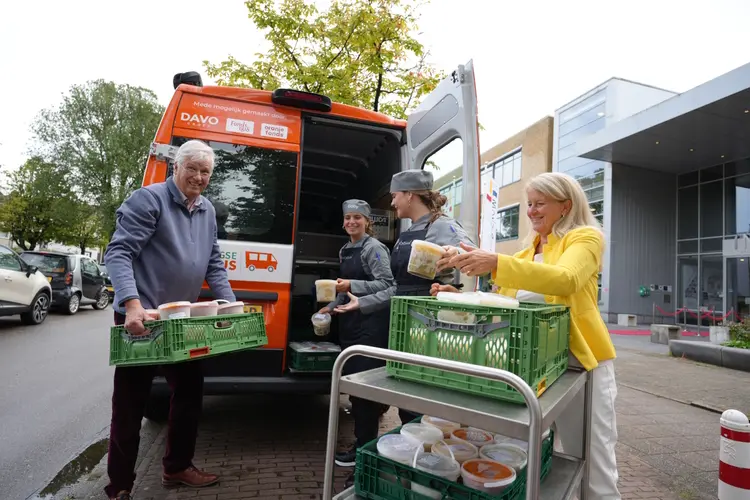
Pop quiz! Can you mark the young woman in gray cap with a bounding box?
[319,200,394,472]
[334,170,475,427]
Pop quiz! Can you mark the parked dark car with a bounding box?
[19,251,110,315]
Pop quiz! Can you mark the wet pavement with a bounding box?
[0,309,115,500]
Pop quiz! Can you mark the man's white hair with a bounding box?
[175,140,214,169]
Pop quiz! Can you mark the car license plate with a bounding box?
[244,304,262,313]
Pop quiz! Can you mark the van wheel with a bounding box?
[267,266,275,272]
[144,395,170,422]
[21,293,50,325]
[65,293,81,315]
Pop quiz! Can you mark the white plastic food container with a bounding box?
[400,423,444,451]
[315,279,337,303]
[494,428,551,452]
[479,443,528,473]
[311,312,332,336]
[407,240,445,280]
[376,434,422,485]
[460,459,517,494]
[411,449,461,499]
[144,309,160,321]
[421,415,461,438]
[432,439,479,464]
[451,428,494,448]
[217,301,245,315]
[158,301,191,320]
[190,301,219,317]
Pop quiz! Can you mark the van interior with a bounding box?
[287,115,404,348]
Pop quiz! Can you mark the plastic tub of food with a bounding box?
[377,434,422,485]
[158,301,191,320]
[144,309,160,321]
[311,312,332,336]
[451,428,494,448]
[400,423,444,451]
[315,279,337,303]
[476,292,520,308]
[432,439,478,464]
[479,443,528,473]
[190,301,219,317]
[421,415,461,438]
[411,449,461,499]
[461,459,516,494]
[217,301,245,315]
[407,240,445,280]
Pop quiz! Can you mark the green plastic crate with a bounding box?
[355,423,554,500]
[109,313,267,367]
[288,341,341,372]
[386,297,569,404]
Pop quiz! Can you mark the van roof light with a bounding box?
[272,89,332,112]
[173,72,203,90]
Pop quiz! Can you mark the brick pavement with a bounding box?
[113,339,745,500]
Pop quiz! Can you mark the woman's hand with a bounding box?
[430,283,460,296]
[436,246,460,272]
[449,242,499,277]
[334,292,360,314]
[335,278,351,293]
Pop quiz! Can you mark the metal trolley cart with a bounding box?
[323,346,594,500]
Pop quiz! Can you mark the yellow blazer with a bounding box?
[492,226,616,371]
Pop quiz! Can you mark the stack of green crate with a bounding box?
[288,341,341,372]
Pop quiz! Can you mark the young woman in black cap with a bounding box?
[319,200,394,471]
[334,170,475,424]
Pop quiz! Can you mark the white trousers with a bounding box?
[554,358,621,499]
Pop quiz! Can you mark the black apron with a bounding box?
[390,221,440,297]
[338,241,390,376]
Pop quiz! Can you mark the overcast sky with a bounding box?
[1,0,749,174]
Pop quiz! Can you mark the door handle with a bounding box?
[3,276,11,282]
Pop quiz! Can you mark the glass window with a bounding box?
[568,162,605,187]
[700,164,723,183]
[677,240,698,254]
[699,181,722,238]
[512,155,522,182]
[454,180,463,205]
[585,186,604,203]
[559,109,606,140]
[701,256,723,315]
[678,186,698,239]
[726,157,750,177]
[496,205,519,242]
[558,155,596,173]
[558,143,578,162]
[489,150,522,188]
[502,161,513,185]
[677,256,699,311]
[589,200,604,219]
[701,238,722,253]
[678,170,699,187]
[0,246,22,272]
[172,137,298,244]
[725,174,750,235]
[726,257,750,320]
[559,90,606,124]
[19,252,68,272]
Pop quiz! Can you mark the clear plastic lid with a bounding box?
[479,443,528,470]
[415,452,460,474]
[311,312,332,325]
[401,423,443,444]
[377,434,422,461]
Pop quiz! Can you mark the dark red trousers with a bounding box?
[104,312,204,497]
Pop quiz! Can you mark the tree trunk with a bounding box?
[373,72,383,112]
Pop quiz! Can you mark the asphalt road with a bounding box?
[0,307,115,500]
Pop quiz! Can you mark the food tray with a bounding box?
[109,313,267,366]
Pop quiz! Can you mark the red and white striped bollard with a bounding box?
[719,409,750,499]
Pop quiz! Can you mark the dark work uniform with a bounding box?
[334,236,393,446]
[358,213,475,425]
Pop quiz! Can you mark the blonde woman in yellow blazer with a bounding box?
[436,172,620,499]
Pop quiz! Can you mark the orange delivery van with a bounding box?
[140,63,482,419]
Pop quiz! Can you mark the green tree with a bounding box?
[56,200,107,255]
[0,157,73,251]
[204,0,443,119]
[31,80,164,238]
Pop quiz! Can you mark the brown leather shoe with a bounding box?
[110,491,131,500]
[162,465,219,488]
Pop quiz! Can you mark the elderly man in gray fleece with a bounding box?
[103,140,235,500]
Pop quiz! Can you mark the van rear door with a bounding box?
[405,60,481,286]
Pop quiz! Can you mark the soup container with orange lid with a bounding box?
[158,301,191,320]
[460,459,517,494]
[451,428,494,448]
[190,301,219,317]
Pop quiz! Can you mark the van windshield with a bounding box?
[21,253,68,273]
[171,137,298,245]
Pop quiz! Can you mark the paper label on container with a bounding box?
[168,312,188,319]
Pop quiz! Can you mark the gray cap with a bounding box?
[342,199,371,217]
[390,170,434,192]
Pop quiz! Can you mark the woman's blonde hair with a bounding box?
[522,172,602,247]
